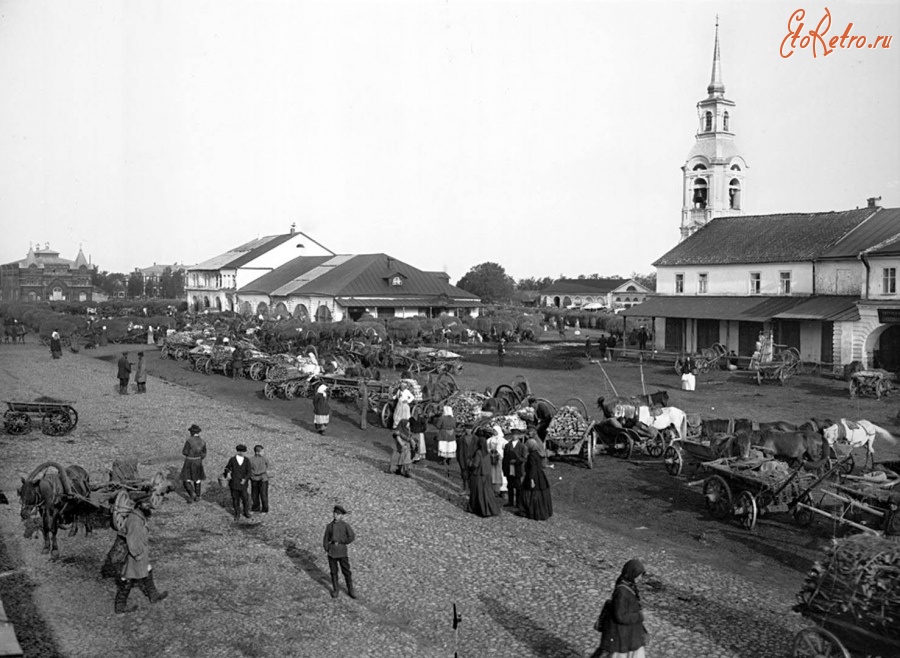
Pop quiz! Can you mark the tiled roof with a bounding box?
[654,208,879,267]
[189,234,294,271]
[622,295,859,322]
[542,278,630,295]
[239,253,479,303]
[821,208,900,258]
[336,297,482,308]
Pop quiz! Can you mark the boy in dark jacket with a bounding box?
[323,505,356,599]
[501,432,528,508]
[223,444,253,520]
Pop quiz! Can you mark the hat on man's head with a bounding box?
[188,424,202,434]
[236,444,247,453]
[333,504,349,515]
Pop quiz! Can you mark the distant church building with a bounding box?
[680,21,748,240]
[0,243,94,303]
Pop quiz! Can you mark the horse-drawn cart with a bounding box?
[543,398,594,469]
[792,534,900,658]
[674,343,727,375]
[848,369,893,398]
[697,456,819,530]
[4,399,78,436]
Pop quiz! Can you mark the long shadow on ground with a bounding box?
[478,594,584,657]
[0,530,66,658]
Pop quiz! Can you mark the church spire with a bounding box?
[707,17,725,98]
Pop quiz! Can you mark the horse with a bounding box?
[599,402,686,440]
[748,426,830,467]
[596,391,670,419]
[820,419,898,470]
[18,463,93,559]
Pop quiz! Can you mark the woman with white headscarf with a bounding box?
[434,405,457,465]
[313,384,331,434]
[393,381,414,429]
[487,424,508,495]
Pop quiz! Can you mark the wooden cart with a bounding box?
[543,397,595,469]
[673,343,727,375]
[849,369,892,398]
[4,400,79,436]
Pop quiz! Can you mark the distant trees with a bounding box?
[127,272,144,298]
[515,276,554,291]
[159,267,185,299]
[456,262,516,303]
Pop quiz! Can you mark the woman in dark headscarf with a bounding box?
[593,558,648,658]
[521,438,553,521]
[467,430,501,517]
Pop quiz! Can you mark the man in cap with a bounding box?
[323,505,356,599]
[223,444,252,520]
[114,497,168,614]
[180,424,207,503]
[117,351,132,394]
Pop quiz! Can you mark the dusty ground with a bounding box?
[1,338,898,657]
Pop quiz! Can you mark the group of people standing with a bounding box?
[115,351,147,394]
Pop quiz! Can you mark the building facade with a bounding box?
[185,227,334,312]
[540,278,652,310]
[237,253,481,321]
[0,244,94,303]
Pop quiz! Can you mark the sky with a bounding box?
[1,1,898,284]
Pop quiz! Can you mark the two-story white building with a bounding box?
[623,24,900,370]
[185,227,334,312]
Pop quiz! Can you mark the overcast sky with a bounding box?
[1,1,898,283]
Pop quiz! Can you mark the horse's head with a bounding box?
[596,397,605,410]
[822,424,838,443]
[18,477,41,520]
[651,390,670,407]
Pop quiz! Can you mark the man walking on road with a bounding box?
[249,444,270,513]
[117,352,132,394]
[114,497,168,614]
[223,444,252,520]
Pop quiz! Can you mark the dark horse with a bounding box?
[739,423,829,467]
[596,390,670,419]
[18,462,93,559]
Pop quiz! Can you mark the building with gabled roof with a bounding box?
[540,278,652,310]
[1,243,94,302]
[236,253,481,321]
[185,226,334,312]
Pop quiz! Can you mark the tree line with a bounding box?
[455,262,656,303]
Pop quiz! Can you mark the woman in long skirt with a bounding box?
[434,406,457,465]
[392,424,413,477]
[313,384,330,434]
[393,382,414,429]
[487,425,507,496]
[522,438,553,520]
[467,432,501,517]
[409,407,428,462]
[49,330,62,359]
[592,559,648,658]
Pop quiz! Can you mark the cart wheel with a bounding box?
[645,433,665,458]
[235,366,246,380]
[66,406,78,431]
[284,382,296,400]
[613,432,634,459]
[736,491,758,531]
[703,475,733,519]
[756,369,763,386]
[202,358,212,375]
[249,362,264,381]
[41,410,73,436]
[663,445,683,476]
[4,411,32,435]
[791,628,850,658]
[380,402,394,428]
[779,370,786,386]
[885,509,900,536]
[263,383,277,400]
[175,347,189,361]
[673,357,684,376]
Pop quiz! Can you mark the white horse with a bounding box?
[821,419,897,470]
[614,404,687,440]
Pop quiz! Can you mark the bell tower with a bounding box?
[680,19,748,240]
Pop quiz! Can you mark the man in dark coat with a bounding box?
[456,429,475,494]
[117,352,132,395]
[606,333,617,361]
[501,432,528,508]
[114,498,168,614]
[529,397,554,441]
[223,444,253,520]
[180,424,207,503]
[323,505,356,598]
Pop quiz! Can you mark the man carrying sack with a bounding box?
[113,497,169,614]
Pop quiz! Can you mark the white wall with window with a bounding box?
[779,271,792,295]
[697,272,708,294]
[882,267,897,295]
[749,272,761,294]
[658,262,814,296]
